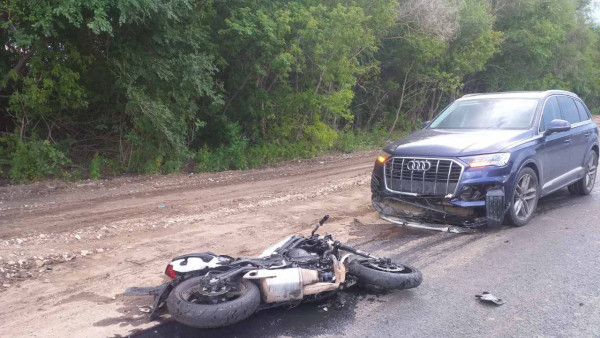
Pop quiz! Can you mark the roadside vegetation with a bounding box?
[1,0,600,182]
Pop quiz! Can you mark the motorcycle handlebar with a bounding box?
[333,241,380,260]
[311,215,330,236]
[319,215,330,226]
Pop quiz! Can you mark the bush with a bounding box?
[9,140,71,182]
[163,159,183,174]
[0,134,19,176]
[195,124,250,172]
[89,153,103,179]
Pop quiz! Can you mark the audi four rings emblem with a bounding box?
[407,160,431,171]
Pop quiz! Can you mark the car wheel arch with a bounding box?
[510,158,542,200]
[590,144,599,159]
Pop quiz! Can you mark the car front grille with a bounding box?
[384,157,463,197]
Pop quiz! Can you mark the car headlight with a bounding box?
[460,153,510,168]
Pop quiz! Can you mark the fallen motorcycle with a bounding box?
[125,215,422,328]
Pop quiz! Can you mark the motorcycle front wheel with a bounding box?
[166,277,260,328]
[347,258,422,290]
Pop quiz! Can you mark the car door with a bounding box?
[556,96,585,171]
[539,96,573,190]
[574,99,597,161]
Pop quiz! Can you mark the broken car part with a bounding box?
[475,291,505,305]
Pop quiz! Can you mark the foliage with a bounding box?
[8,140,71,182]
[1,0,600,181]
[89,153,102,179]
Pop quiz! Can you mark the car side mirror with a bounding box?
[421,120,431,129]
[544,119,571,135]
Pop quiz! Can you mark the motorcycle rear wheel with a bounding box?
[347,258,422,290]
[166,277,260,328]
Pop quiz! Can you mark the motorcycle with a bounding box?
[125,215,422,328]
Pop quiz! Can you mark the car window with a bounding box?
[539,96,561,132]
[428,98,537,130]
[557,96,581,124]
[574,100,591,121]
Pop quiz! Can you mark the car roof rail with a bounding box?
[461,90,580,99]
[461,93,483,98]
[543,89,579,97]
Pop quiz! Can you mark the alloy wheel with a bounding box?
[364,260,406,273]
[513,173,537,221]
[585,153,597,191]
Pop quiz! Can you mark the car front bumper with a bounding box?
[371,160,512,227]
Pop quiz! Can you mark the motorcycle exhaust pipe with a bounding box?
[243,255,345,302]
[244,268,318,303]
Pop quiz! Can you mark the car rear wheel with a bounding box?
[568,151,597,196]
[506,167,539,227]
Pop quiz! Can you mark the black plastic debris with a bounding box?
[475,291,505,305]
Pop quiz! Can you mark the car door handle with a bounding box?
[584,132,591,138]
[564,138,572,143]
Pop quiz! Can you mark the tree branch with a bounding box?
[0,48,34,92]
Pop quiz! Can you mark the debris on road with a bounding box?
[380,215,477,234]
[157,205,166,209]
[138,306,152,313]
[475,291,505,305]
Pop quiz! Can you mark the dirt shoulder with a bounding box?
[0,150,397,337]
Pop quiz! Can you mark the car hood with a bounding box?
[384,129,534,157]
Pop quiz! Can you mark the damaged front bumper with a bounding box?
[371,186,507,231]
[371,157,512,230]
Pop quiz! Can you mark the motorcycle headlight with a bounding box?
[460,153,510,168]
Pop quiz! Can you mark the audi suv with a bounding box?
[371,90,599,228]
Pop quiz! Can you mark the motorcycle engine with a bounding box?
[286,248,319,265]
[286,248,334,282]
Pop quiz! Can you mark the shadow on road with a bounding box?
[125,289,378,338]
[535,187,592,215]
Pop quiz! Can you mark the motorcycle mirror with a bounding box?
[311,215,330,236]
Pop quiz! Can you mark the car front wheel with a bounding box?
[506,167,539,227]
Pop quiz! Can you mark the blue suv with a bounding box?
[371,91,599,228]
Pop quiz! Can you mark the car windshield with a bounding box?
[428,98,538,130]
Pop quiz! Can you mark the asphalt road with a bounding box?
[133,185,600,338]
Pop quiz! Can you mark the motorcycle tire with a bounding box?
[166,277,260,328]
[347,258,422,290]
